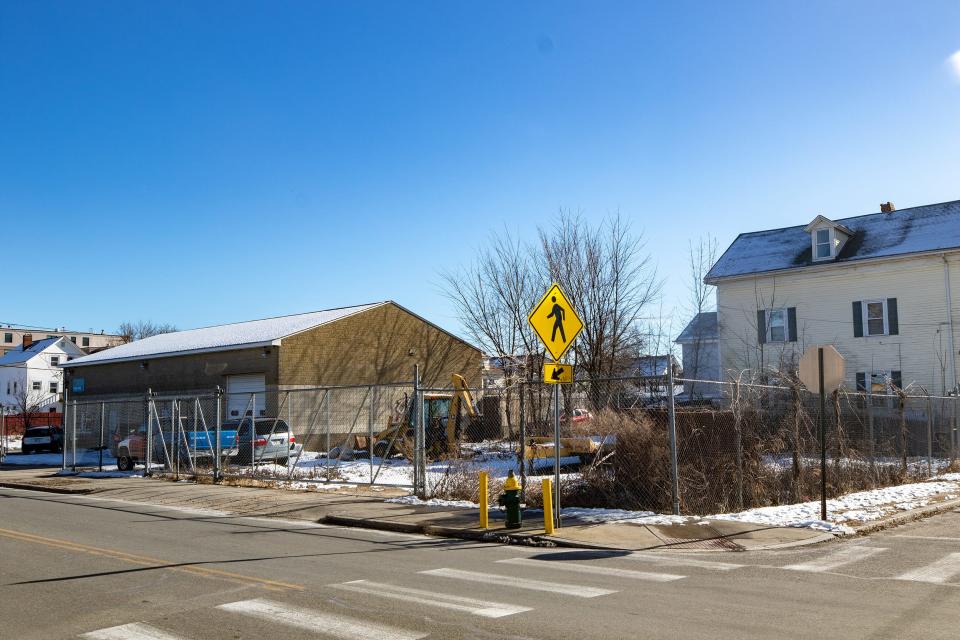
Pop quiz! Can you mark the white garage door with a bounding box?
[226,374,266,419]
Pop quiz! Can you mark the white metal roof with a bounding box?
[63,302,388,368]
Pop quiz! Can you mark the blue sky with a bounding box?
[2,1,959,343]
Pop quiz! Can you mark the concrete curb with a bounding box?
[0,481,94,495]
[851,497,960,535]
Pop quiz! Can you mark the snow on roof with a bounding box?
[675,312,718,343]
[64,302,387,367]
[0,337,82,366]
[706,199,960,282]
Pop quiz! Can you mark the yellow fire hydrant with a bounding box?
[498,470,522,529]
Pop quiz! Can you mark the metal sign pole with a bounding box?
[819,347,827,521]
[553,382,561,529]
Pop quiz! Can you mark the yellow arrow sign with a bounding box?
[543,362,573,384]
[528,283,583,361]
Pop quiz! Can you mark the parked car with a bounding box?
[21,426,64,455]
[115,419,240,471]
[229,418,300,465]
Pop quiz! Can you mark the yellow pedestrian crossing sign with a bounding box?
[543,362,573,384]
[528,283,583,361]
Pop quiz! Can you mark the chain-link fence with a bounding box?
[62,374,960,515]
[62,376,518,493]
[515,376,959,515]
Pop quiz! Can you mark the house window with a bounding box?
[767,309,787,342]
[50,356,60,367]
[32,381,41,391]
[3,333,11,343]
[815,228,831,259]
[70,336,77,343]
[864,300,887,336]
[82,336,90,347]
[49,381,58,394]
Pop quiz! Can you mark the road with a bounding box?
[2,487,960,639]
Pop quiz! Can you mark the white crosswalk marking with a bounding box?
[330,579,532,618]
[217,599,427,640]
[419,568,617,598]
[625,551,743,571]
[784,546,887,572]
[81,622,185,640]
[496,557,685,582]
[896,553,960,584]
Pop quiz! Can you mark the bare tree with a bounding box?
[683,235,718,398]
[11,387,48,429]
[539,210,661,385]
[118,320,178,343]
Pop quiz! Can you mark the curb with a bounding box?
[852,497,960,535]
[323,514,554,546]
[0,481,94,495]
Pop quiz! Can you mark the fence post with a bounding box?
[0,406,5,464]
[367,386,374,485]
[866,387,876,481]
[71,399,77,472]
[519,381,526,503]
[413,364,425,498]
[927,394,934,476]
[214,386,223,482]
[667,365,680,516]
[733,379,744,511]
[99,402,105,472]
[145,390,153,477]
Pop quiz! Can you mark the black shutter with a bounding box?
[887,298,898,335]
[852,301,863,337]
[787,307,798,342]
[856,372,866,392]
[891,370,903,390]
[757,310,766,345]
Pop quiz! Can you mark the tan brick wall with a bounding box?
[278,302,481,388]
[66,347,280,398]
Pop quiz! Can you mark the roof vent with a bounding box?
[881,202,895,213]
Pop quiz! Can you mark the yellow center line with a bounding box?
[0,526,303,591]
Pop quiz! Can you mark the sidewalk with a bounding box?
[0,467,834,551]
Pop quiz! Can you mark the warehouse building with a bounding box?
[62,301,482,418]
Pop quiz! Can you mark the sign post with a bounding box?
[799,345,845,522]
[528,283,583,529]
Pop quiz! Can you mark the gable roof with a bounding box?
[0,336,85,366]
[706,199,960,282]
[675,312,718,344]
[63,302,389,368]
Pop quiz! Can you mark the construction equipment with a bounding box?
[347,374,481,461]
[523,435,614,473]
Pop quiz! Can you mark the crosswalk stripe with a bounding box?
[330,580,532,618]
[784,546,887,572]
[81,622,185,640]
[419,568,616,598]
[217,599,426,640]
[496,557,685,582]
[896,553,960,584]
[625,551,743,571]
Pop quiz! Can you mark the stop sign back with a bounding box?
[799,345,845,395]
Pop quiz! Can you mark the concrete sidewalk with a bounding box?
[0,467,833,551]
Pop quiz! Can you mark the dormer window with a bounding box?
[815,228,831,259]
[804,215,853,263]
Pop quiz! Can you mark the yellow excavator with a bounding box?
[352,374,480,460]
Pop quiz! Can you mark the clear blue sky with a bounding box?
[3,1,959,343]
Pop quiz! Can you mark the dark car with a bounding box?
[21,426,64,455]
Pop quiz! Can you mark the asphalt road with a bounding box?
[2,487,960,639]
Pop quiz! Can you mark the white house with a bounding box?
[0,336,86,414]
[706,200,960,395]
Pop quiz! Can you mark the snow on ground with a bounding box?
[532,478,960,535]
[386,496,479,509]
[2,436,22,453]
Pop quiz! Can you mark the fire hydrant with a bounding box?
[498,470,522,529]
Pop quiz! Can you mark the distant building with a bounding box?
[0,335,86,413]
[675,312,720,381]
[0,326,123,357]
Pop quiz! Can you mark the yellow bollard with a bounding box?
[542,477,554,535]
[479,471,489,529]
